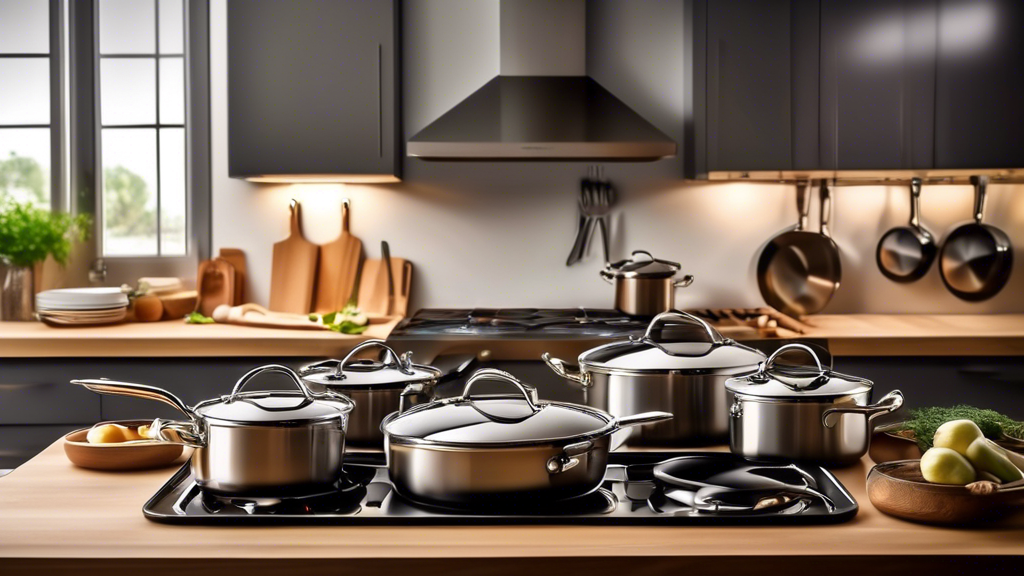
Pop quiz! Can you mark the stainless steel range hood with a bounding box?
[407,0,677,161]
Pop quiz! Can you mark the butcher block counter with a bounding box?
[1,442,1021,575]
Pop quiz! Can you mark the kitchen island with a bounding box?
[1,441,1021,575]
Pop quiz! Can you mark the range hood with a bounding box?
[407,0,677,161]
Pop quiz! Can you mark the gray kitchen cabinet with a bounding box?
[0,426,81,470]
[0,362,100,424]
[227,0,401,181]
[933,0,1024,169]
[696,0,820,175]
[820,0,936,170]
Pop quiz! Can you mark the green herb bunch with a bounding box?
[0,199,91,267]
[901,405,1024,450]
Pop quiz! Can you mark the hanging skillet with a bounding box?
[939,176,1013,302]
[757,180,842,316]
[876,178,936,282]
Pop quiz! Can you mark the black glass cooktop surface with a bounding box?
[143,452,858,525]
[389,308,651,339]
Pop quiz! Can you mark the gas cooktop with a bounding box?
[143,452,857,525]
[389,308,650,339]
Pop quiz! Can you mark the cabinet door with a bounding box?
[704,0,819,172]
[934,0,1024,168]
[228,0,399,179]
[820,0,936,170]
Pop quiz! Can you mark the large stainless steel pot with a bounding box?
[600,250,694,316]
[300,339,441,446]
[71,365,354,495]
[380,368,672,506]
[726,344,904,466]
[543,310,765,447]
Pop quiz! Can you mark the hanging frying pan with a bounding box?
[757,180,842,316]
[876,178,936,283]
[939,176,1013,302]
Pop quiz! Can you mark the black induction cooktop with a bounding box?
[389,308,651,339]
[143,452,858,525]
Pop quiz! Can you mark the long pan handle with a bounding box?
[970,175,988,224]
[70,378,199,422]
[795,180,811,231]
[819,180,833,238]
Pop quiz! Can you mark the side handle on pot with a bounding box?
[614,411,674,432]
[546,440,593,474]
[398,382,436,414]
[822,390,904,429]
[541,353,591,387]
[149,418,205,448]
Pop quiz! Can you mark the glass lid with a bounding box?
[579,311,766,375]
[382,369,614,446]
[197,365,353,425]
[602,250,681,279]
[725,343,873,399]
[300,340,441,389]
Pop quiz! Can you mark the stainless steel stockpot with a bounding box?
[380,368,672,506]
[600,250,694,316]
[71,365,354,495]
[300,339,441,446]
[725,344,904,467]
[544,310,765,447]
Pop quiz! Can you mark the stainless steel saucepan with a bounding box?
[300,339,441,446]
[544,310,765,447]
[380,368,672,506]
[600,250,694,317]
[726,344,903,466]
[72,365,354,495]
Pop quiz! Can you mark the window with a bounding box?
[0,0,63,209]
[96,0,187,257]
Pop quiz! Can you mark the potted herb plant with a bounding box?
[0,199,90,321]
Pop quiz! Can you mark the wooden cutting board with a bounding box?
[269,200,319,314]
[314,200,362,314]
[212,303,328,331]
[357,257,411,318]
[217,248,247,303]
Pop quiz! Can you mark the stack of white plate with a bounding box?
[36,288,130,326]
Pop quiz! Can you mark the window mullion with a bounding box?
[154,0,162,256]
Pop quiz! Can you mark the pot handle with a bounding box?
[636,310,724,345]
[541,353,591,388]
[599,268,615,284]
[546,440,593,474]
[751,343,829,386]
[822,390,904,429]
[673,275,695,289]
[70,378,200,422]
[462,368,540,413]
[614,411,674,431]
[149,418,206,448]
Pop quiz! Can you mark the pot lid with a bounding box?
[725,343,872,399]
[602,250,681,279]
[382,369,614,446]
[196,365,353,425]
[579,311,765,375]
[300,340,441,389]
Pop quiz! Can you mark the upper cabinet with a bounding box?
[227,0,401,183]
[690,0,1024,177]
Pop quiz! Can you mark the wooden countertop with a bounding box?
[0,317,403,358]
[1,442,1021,575]
[0,314,1022,358]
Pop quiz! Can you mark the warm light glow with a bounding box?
[245,174,402,184]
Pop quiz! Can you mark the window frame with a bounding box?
[70,0,210,284]
[0,0,65,210]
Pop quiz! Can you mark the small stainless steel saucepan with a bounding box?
[72,365,354,496]
[300,339,441,446]
[600,250,694,317]
[726,344,903,467]
[380,368,672,507]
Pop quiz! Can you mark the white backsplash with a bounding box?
[209,0,1024,314]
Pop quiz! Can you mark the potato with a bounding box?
[966,437,1023,483]
[120,425,146,441]
[86,424,126,444]
[933,419,984,456]
[920,447,976,485]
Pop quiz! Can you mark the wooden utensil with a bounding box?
[867,460,1024,525]
[212,303,328,330]
[357,257,410,318]
[195,259,237,317]
[217,248,247,303]
[313,200,362,314]
[270,199,319,314]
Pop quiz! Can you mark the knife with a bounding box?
[381,241,394,316]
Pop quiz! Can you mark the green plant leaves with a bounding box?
[0,199,91,267]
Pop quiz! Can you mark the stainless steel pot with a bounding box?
[725,344,904,466]
[71,365,354,495]
[380,368,672,506]
[300,339,441,446]
[600,250,694,317]
[543,310,765,447]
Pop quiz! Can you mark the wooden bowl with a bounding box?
[63,421,183,471]
[867,460,1024,525]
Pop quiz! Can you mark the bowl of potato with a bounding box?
[867,420,1024,525]
[63,420,184,471]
